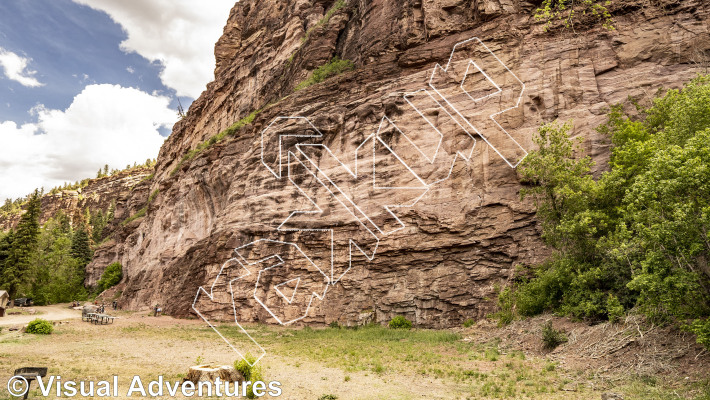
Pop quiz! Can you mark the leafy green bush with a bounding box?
[541,321,567,350]
[26,318,53,334]
[388,315,412,330]
[463,319,475,328]
[513,75,710,348]
[687,319,710,349]
[234,354,264,399]
[318,395,338,400]
[295,57,354,91]
[97,262,122,292]
[534,0,613,31]
[328,321,340,329]
[491,286,516,326]
[606,294,624,323]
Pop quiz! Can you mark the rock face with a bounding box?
[88,0,709,328]
[0,168,152,232]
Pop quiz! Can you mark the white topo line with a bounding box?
[193,37,528,365]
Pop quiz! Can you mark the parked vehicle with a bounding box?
[14,298,33,307]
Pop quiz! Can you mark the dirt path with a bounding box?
[0,303,80,326]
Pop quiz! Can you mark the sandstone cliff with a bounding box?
[88,0,709,327]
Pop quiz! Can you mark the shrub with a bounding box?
[491,286,516,326]
[97,262,122,292]
[388,315,412,330]
[687,319,710,349]
[328,321,340,329]
[606,294,624,323]
[513,75,710,349]
[295,57,354,91]
[318,395,338,400]
[234,354,264,399]
[26,318,53,334]
[463,319,475,328]
[534,0,614,32]
[541,321,567,350]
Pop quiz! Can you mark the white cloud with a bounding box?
[71,0,234,98]
[0,47,44,88]
[0,84,176,200]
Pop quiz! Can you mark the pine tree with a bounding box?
[1,191,41,298]
[0,231,15,284]
[70,225,93,266]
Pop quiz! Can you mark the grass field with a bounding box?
[0,306,708,399]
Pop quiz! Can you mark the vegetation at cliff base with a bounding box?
[234,354,265,399]
[388,315,413,329]
[294,56,354,92]
[96,262,122,292]
[502,75,710,349]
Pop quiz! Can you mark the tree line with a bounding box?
[0,190,114,304]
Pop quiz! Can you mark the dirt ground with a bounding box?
[0,304,77,326]
[0,305,708,400]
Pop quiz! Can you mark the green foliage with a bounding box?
[510,75,710,348]
[89,205,114,243]
[71,225,93,266]
[29,216,87,305]
[687,319,710,349]
[234,354,264,399]
[0,197,26,219]
[97,262,122,292]
[463,318,475,328]
[541,321,567,349]
[491,286,515,326]
[26,318,53,334]
[318,395,338,400]
[329,321,341,329]
[171,108,263,176]
[294,57,354,92]
[606,294,625,323]
[302,0,346,43]
[122,207,146,226]
[388,315,413,330]
[534,0,614,32]
[93,159,155,181]
[0,191,41,298]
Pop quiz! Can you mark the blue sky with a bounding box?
[0,0,234,200]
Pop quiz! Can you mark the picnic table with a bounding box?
[82,313,116,324]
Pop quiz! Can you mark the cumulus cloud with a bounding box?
[0,84,176,200]
[71,0,234,98]
[0,47,44,87]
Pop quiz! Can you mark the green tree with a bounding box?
[71,225,93,266]
[97,262,122,292]
[0,231,14,284]
[507,75,710,348]
[1,191,41,298]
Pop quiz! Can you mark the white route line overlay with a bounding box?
[193,37,527,366]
